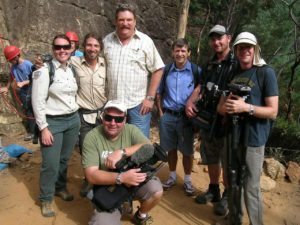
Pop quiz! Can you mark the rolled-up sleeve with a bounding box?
[31,66,50,130]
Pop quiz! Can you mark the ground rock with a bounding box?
[263,158,286,180]
[286,161,300,184]
[260,175,276,192]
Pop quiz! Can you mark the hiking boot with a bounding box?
[214,189,229,216]
[24,134,33,141]
[183,181,195,196]
[41,201,55,217]
[132,209,153,225]
[55,190,74,201]
[32,136,39,144]
[80,179,92,197]
[162,177,176,191]
[195,184,221,204]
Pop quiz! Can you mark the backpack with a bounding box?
[160,62,200,96]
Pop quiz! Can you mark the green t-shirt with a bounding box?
[82,124,150,170]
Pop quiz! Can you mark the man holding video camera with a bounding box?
[185,24,237,215]
[217,32,278,225]
[82,100,163,225]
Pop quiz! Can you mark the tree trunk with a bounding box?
[177,0,190,39]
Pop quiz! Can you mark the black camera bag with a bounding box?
[92,184,132,212]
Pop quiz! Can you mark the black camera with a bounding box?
[225,83,251,101]
[115,143,167,176]
[40,54,53,62]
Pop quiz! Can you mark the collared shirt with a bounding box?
[31,59,79,130]
[71,56,107,124]
[103,29,164,109]
[158,61,200,111]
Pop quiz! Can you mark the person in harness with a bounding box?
[2,45,38,143]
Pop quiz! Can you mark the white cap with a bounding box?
[233,32,266,67]
[103,100,127,113]
[209,25,227,36]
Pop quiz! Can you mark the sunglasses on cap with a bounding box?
[103,114,125,123]
[53,44,71,50]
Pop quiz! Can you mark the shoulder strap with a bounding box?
[160,63,172,97]
[47,61,55,87]
[191,63,200,88]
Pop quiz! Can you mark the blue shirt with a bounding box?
[11,60,33,96]
[158,61,201,111]
[72,50,84,57]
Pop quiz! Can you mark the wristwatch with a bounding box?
[146,96,155,101]
[116,173,122,185]
[249,104,255,116]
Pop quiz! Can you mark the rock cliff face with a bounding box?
[0,0,179,63]
[0,0,179,136]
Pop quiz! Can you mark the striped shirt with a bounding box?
[103,29,164,109]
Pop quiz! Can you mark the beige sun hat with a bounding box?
[233,32,266,67]
[104,100,127,113]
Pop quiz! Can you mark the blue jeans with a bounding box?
[39,112,80,202]
[127,104,151,138]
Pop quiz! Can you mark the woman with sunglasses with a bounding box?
[31,34,80,217]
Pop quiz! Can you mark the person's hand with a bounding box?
[16,81,26,88]
[0,87,8,95]
[41,127,53,146]
[185,100,197,118]
[140,98,154,115]
[121,168,147,186]
[224,94,249,114]
[105,150,123,169]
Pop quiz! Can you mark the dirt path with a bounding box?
[0,133,299,225]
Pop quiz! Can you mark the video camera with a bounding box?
[224,83,251,100]
[115,143,167,177]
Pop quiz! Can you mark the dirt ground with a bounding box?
[0,130,299,225]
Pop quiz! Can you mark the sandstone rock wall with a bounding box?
[0,0,180,136]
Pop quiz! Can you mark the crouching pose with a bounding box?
[82,100,163,225]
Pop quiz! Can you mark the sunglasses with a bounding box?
[53,44,71,50]
[103,114,125,123]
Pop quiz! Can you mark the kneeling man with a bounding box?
[82,100,163,225]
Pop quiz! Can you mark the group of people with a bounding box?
[1,3,278,225]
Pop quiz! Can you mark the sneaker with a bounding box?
[195,184,221,204]
[162,177,176,190]
[80,179,93,197]
[24,134,33,141]
[132,209,153,225]
[55,190,74,201]
[214,189,229,216]
[183,181,195,196]
[41,201,55,217]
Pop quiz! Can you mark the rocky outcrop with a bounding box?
[286,161,300,184]
[0,0,180,136]
[263,158,286,180]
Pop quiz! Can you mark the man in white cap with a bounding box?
[82,100,163,225]
[217,32,278,225]
[186,24,237,216]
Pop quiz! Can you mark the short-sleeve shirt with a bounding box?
[157,60,202,111]
[82,124,150,170]
[11,60,34,96]
[103,30,165,109]
[230,65,279,146]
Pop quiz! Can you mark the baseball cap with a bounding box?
[208,25,227,36]
[104,100,127,113]
[233,32,257,46]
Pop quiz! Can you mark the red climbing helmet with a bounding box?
[3,45,20,61]
[66,31,79,42]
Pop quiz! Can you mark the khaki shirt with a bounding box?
[103,29,164,109]
[71,56,107,124]
[31,59,79,130]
